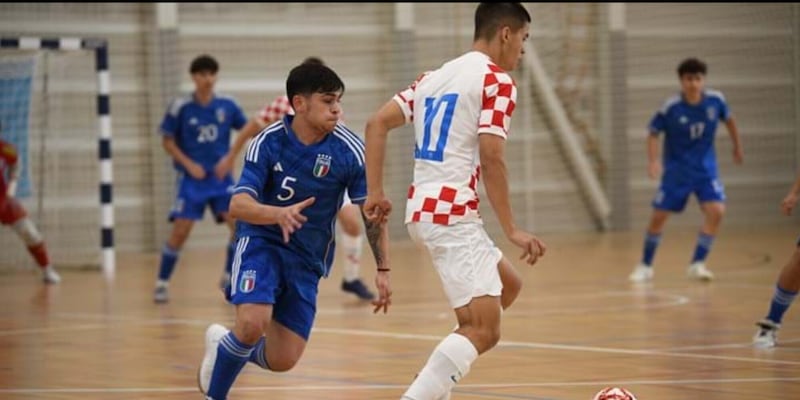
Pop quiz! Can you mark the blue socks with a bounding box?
[691,232,715,263]
[157,244,179,281]
[766,285,798,324]
[248,337,269,369]
[207,332,254,400]
[641,232,661,266]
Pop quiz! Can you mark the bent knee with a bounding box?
[266,355,299,372]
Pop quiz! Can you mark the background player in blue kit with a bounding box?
[154,55,248,303]
[629,58,744,283]
[196,62,392,400]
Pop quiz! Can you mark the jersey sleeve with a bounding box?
[231,100,248,130]
[718,97,731,121]
[648,112,666,135]
[258,96,292,125]
[392,72,428,124]
[159,98,183,138]
[347,161,367,204]
[478,69,517,139]
[0,140,18,166]
[234,132,271,201]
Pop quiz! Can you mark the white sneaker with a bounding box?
[198,323,230,395]
[41,266,61,284]
[753,319,780,348]
[687,262,714,281]
[628,263,654,283]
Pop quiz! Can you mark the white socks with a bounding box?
[402,333,478,399]
[340,232,362,282]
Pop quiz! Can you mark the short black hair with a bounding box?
[301,56,325,66]
[677,58,707,77]
[286,63,345,109]
[189,54,219,74]
[474,3,531,42]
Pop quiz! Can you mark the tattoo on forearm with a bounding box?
[361,213,385,268]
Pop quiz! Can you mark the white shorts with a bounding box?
[407,222,503,309]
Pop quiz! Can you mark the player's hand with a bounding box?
[277,197,315,243]
[186,162,207,180]
[214,154,234,180]
[364,192,392,224]
[781,192,798,216]
[6,180,17,198]
[648,160,661,180]
[733,147,744,165]
[508,229,546,266]
[372,270,392,314]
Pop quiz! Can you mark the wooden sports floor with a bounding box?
[1,225,799,399]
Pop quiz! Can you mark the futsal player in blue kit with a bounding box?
[154,55,248,303]
[197,62,392,399]
[629,57,744,283]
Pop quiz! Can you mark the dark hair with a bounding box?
[189,54,219,74]
[286,63,345,109]
[474,3,531,42]
[301,56,325,66]
[677,58,707,77]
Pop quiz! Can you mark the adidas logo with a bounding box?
[273,162,283,172]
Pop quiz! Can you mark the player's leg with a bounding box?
[2,198,60,283]
[338,201,375,300]
[754,239,800,347]
[200,236,278,399]
[497,257,522,310]
[688,178,726,280]
[249,257,319,371]
[403,222,501,399]
[630,183,688,282]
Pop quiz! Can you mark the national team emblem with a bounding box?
[706,106,717,121]
[679,116,688,124]
[240,270,256,293]
[189,117,198,125]
[313,154,332,178]
[216,108,226,124]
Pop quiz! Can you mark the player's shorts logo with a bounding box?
[313,154,332,178]
[240,270,256,293]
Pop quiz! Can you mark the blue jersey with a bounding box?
[649,89,730,180]
[234,115,367,277]
[159,93,247,174]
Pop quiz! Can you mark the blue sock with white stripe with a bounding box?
[207,332,253,400]
[157,244,179,282]
[766,285,798,324]
[691,232,715,263]
[248,337,269,369]
[641,232,661,266]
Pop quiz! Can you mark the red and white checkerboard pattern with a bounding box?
[395,51,518,226]
[257,95,293,125]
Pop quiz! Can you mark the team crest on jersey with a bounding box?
[189,117,198,125]
[679,116,688,124]
[313,154,332,178]
[706,106,717,121]
[240,270,256,293]
[216,108,226,124]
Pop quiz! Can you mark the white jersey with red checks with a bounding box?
[257,95,294,125]
[393,51,517,226]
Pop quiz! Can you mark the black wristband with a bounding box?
[377,268,391,272]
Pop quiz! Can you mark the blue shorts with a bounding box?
[652,176,725,212]
[229,236,321,341]
[169,172,234,222]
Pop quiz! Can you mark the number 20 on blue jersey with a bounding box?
[415,93,459,162]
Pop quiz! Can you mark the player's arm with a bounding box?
[780,173,800,216]
[230,192,315,243]
[363,99,406,221]
[215,102,258,179]
[162,136,206,179]
[479,134,545,265]
[647,134,661,180]
[359,204,392,314]
[724,116,744,164]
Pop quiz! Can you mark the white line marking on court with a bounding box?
[3,377,800,394]
[0,323,110,336]
[313,327,800,366]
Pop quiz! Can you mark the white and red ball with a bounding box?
[592,387,637,400]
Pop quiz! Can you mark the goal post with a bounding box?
[0,36,115,280]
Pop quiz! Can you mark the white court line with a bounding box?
[314,327,800,366]
[0,323,110,336]
[2,377,800,394]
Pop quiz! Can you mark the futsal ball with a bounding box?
[592,387,637,400]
